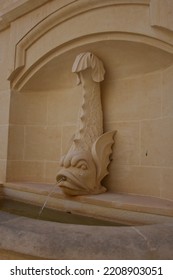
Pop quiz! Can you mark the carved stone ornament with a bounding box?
[56,52,116,195]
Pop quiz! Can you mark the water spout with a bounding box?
[38,178,65,217]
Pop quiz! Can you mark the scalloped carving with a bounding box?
[72,52,105,84]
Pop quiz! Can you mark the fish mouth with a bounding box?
[56,169,89,195]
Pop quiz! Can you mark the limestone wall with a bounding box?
[7,88,80,183]
[0,0,173,200]
[0,28,11,183]
[104,67,173,200]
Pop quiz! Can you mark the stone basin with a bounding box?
[0,210,173,260]
[0,182,173,260]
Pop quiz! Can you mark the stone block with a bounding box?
[10,91,47,125]
[0,29,10,91]
[24,126,61,161]
[0,126,9,160]
[0,160,6,183]
[8,125,24,160]
[105,165,161,197]
[0,91,10,125]
[47,88,81,126]
[161,168,173,201]
[102,71,162,122]
[7,160,45,182]
[150,0,173,32]
[105,121,140,165]
[141,118,173,167]
[163,65,173,117]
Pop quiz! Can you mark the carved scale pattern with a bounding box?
[72,75,103,152]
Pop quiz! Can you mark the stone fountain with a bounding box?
[57,52,115,196]
[1,51,173,260]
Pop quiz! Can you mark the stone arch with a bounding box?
[8,0,173,90]
[7,0,173,200]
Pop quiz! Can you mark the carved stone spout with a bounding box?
[56,52,115,195]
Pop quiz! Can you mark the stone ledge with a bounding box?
[3,182,173,225]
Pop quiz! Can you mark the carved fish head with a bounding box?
[56,151,101,195]
[56,131,115,196]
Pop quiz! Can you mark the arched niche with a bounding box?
[8,0,173,90]
[20,39,173,91]
[7,0,173,200]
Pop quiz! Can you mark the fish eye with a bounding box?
[76,160,88,170]
[80,164,87,170]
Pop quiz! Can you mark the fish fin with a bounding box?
[92,131,116,183]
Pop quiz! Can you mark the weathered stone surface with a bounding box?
[0,211,173,260]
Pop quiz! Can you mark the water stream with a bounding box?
[38,177,65,217]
